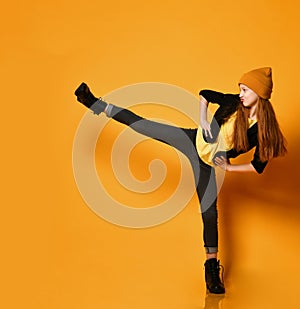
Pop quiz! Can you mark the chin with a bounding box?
[242,102,250,108]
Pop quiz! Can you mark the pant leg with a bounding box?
[194,160,218,253]
[106,104,218,252]
[106,104,196,156]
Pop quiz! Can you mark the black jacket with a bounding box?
[199,90,268,174]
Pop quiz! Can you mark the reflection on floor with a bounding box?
[204,294,225,309]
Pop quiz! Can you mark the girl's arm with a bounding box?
[200,95,213,139]
[214,156,256,172]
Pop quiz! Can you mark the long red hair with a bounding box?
[233,98,287,162]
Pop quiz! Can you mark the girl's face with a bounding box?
[239,84,259,108]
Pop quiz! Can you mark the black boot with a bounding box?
[74,82,107,115]
[204,258,225,294]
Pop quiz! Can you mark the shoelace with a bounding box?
[207,261,225,284]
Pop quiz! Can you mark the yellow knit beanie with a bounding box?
[239,67,273,99]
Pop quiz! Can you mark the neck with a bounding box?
[248,102,258,120]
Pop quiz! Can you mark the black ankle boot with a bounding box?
[204,258,225,294]
[74,82,107,115]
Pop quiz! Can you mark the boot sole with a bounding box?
[206,285,225,294]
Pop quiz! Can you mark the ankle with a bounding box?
[104,103,114,117]
[90,98,107,115]
[206,253,217,260]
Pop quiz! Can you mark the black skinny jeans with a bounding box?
[107,105,219,253]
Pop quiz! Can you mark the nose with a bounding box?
[239,90,243,98]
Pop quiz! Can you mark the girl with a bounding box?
[74,67,287,294]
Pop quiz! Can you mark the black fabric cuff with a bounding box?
[251,159,268,174]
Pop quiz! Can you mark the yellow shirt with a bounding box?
[196,112,257,166]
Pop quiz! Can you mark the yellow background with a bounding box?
[1,0,300,308]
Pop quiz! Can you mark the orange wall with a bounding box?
[1,0,300,308]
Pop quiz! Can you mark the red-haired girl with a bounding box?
[74,67,287,294]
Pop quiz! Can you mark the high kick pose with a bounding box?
[74,67,287,294]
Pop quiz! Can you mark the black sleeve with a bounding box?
[199,90,239,107]
[251,146,268,174]
[199,90,226,105]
